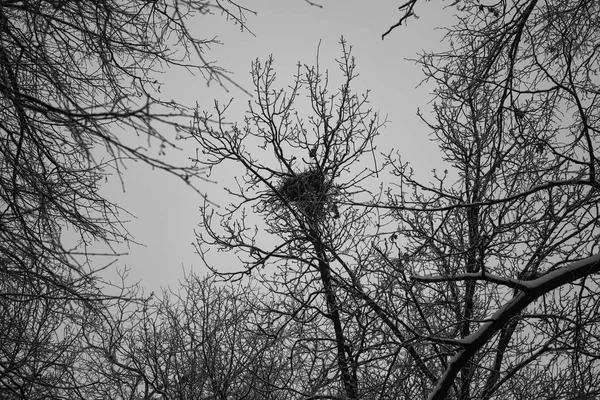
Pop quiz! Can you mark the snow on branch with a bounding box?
[411,272,529,292]
[428,253,600,400]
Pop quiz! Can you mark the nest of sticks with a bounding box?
[273,168,337,220]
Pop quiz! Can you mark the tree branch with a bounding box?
[428,253,600,400]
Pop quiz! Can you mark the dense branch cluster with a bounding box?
[2,1,600,399]
[196,1,600,399]
[0,1,251,398]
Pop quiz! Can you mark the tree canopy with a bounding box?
[197,1,600,399]
[2,0,600,399]
[0,1,252,398]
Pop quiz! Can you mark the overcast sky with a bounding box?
[99,1,456,293]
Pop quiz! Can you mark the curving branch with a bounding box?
[429,253,600,400]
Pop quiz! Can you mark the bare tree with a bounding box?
[375,1,600,399]
[0,0,254,295]
[194,39,388,399]
[193,1,600,399]
[80,273,293,400]
[0,267,139,400]
[0,0,253,396]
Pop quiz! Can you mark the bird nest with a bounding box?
[272,168,334,220]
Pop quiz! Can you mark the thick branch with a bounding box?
[428,253,600,400]
[411,272,529,292]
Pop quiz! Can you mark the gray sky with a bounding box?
[100,1,456,293]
